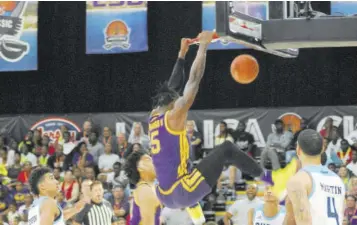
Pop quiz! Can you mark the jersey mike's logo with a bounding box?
[30,118,81,143]
[0,1,30,62]
[103,20,131,50]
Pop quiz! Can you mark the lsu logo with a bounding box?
[0,1,30,62]
[103,20,131,50]
[30,118,81,143]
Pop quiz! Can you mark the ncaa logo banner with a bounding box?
[331,1,357,16]
[0,1,38,71]
[202,1,268,50]
[86,1,148,54]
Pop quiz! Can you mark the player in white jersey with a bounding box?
[28,167,86,225]
[284,129,345,225]
[248,184,285,225]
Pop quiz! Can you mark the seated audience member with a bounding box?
[108,185,130,221]
[117,133,129,159]
[128,122,150,150]
[260,119,292,170]
[217,165,243,191]
[83,165,96,181]
[289,118,308,148]
[339,166,350,190]
[20,144,37,167]
[0,185,12,215]
[41,135,56,155]
[47,144,65,169]
[338,139,353,165]
[12,182,29,208]
[98,143,120,174]
[56,191,67,209]
[62,131,76,156]
[345,195,357,222]
[61,170,80,205]
[17,194,32,218]
[72,142,94,169]
[38,146,49,167]
[160,207,193,225]
[233,121,257,157]
[106,162,129,196]
[6,203,19,223]
[186,120,203,161]
[223,184,263,225]
[53,167,64,182]
[215,121,234,146]
[123,143,143,159]
[102,126,119,154]
[7,152,22,181]
[87,130,104,164]
[320,117,334,140]
[325,128,341,157]
[348,150,357,176]
[6,140,17,167]
[72,167,82,184]
[17,162,32,184]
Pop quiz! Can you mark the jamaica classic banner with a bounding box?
[202,1,268,50]
[0,2,38,71]
[86,1,148,54]
[3,105,357,150]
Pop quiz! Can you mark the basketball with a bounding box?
[230,54,259,84]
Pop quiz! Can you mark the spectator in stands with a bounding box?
[260,119,292,170]
[6,203,19,223]
[339,166,350,189]
[6,140,17,167]
[290,118,308,149]
[102,127,118,154]
[215,121,234,146]
[73,167,82,184]
[108,185,129,221]
[186,120,203,161]
[124,143,143,159]
[61,170,80,205]
[160,207,193,225]
[106,162,129,196]
[338,139,353,165]
[17,194,32,219]
[42,135,55,156]
[56,191,67,209]
[325,128,341,158]
[320,117,334,141]
[233,121,257,157]
[17,161,31,184]
[18,130,34,152]
[53,167,63,182]
[12,182,29,208]
[87,130,104,164]
[62,131,76,156]
[348,151,357,176]
[20,144,37,167]
[77,120,92,142]
[72,142,94,170]
[217,165,243,191]
[99,143,120,175]
[47,144,65,169]
[117,133,128,159]
[223,184,263,225]
[38,146,49,167]
[128,122,150,150]
[7,152,22,181]
[32,130,42,156]
[345,195,357,222]
[84,166,96,181]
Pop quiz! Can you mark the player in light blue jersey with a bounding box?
[248,185,285,225]
[28,167,86,225]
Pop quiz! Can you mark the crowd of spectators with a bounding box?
[0,117,355,225]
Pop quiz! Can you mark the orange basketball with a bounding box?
[230,54,259,84]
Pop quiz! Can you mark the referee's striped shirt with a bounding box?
[74,200,114,225]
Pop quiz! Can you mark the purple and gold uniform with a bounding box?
[148,112,211,208]
[131,182,161,225]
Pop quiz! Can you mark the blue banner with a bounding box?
[331,1,357,16]
[202,1,268,50]
[0,2,37,71]
[86,1,148,54]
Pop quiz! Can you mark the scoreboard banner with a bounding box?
[0,2,38,71]
[202,1,268,50]
[86,1,148,54]
[331,1,357,16]
[2,105,357,150]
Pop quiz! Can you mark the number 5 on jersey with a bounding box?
[150,130,161,154]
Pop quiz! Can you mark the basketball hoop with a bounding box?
[188,32,221,45]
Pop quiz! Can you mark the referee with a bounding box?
[74,181,115,225]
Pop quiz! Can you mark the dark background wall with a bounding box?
[0,1,356,114]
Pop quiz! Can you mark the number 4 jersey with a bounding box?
[300,165,345,225]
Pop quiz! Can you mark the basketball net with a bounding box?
[188,32,220,45]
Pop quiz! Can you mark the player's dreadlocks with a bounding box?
[123,150,147,185]
[152,81,180,108]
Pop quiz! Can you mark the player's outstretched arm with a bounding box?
[285,173,312,225]
[171,31,214,118]
[247,208,254,225]
[137,185,159,225]
[39,198,59,225]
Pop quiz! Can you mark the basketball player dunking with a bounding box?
[147,31,263,224]
[248,185,286,225]
[283,129,345,225]
[28,167,86,225]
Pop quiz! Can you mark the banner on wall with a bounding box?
[0,1,38,71]
[331,1,357,15]
[2,105,357,149]
[202,1,268,50]
[86,1,148,54]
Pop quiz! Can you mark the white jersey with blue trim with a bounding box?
[301,165,345,225]
[28,196,65,225]
[253,204,285,225]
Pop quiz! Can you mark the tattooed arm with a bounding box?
[285,172,312,225]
